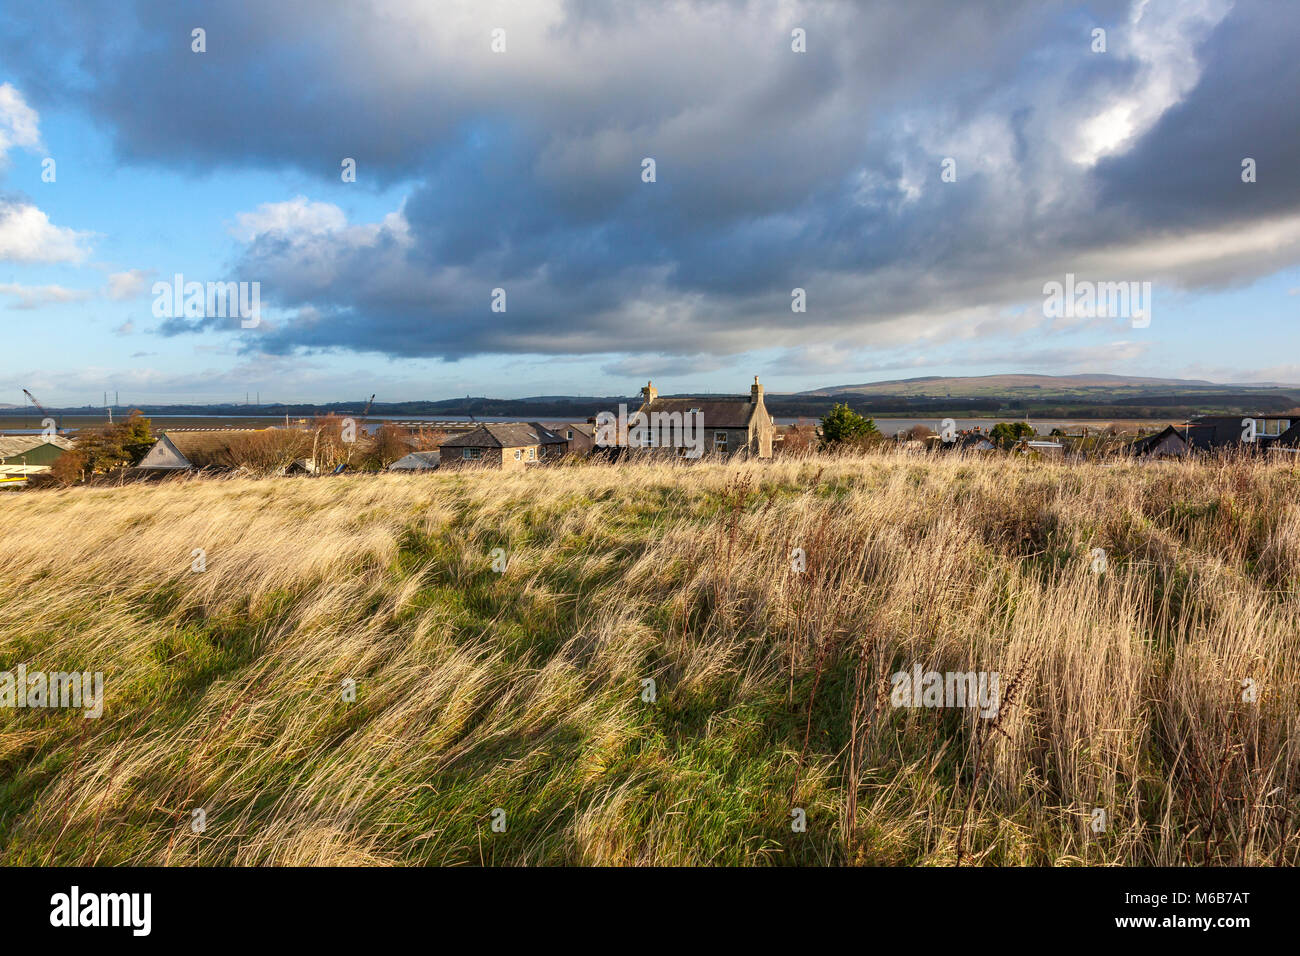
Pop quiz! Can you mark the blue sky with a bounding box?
[1,0,1298,406]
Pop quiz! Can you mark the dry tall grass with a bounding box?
[2,450,1298,865]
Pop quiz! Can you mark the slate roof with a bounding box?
[1126,416,1295,454]
[1126,425,1186,455]
[439,423,567,448]
[638,396,760,429]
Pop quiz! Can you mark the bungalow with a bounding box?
[631,377,775,459]
[1126,425,1191,458]
[438,423,567,471]
[137,429,267,470]
[1128,415,1296,457]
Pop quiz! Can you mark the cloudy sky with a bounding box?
[1,0,1297,405]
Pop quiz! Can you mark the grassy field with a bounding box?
[2,451,1298,865]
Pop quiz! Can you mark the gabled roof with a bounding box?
[0,435,74,459]
[140,429,270,469]
[565,422,595,437]
[638,396,760,429]
[1126,425,1186,455]
[439,422,566,448]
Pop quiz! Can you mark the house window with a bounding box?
[528,447,536,460]
[566,430,574,439]
[1255,419,1289,437]
[462,447,482,460]
[714,431,728,453]
[514,449,522,460]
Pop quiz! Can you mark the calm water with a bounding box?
[5,414,1162,438]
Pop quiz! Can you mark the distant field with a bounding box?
[2,452,1298,865]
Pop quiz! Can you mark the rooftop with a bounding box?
[439,423,567,448]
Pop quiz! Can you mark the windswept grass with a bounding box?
[2,450,1298,865]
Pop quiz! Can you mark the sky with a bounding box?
[1,0,1297,406]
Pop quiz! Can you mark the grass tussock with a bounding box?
[2,450,1299,865]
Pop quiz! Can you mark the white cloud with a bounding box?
[0,82,42,163]
[105,268,153,300]
[232,196,348,242]
[0,201,92,263]
[0,282,91,309]
[1072,0,1232,166]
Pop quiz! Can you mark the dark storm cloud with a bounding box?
[3,0,1292,363]
[1094,0,1300,228]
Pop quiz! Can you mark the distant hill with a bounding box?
[772,373,1300,420]
[22,374,1300,424]
[799,374,1232,397]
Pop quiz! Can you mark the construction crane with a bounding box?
[359,393,376,434]
[22,388,61,431]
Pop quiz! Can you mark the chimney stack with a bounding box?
[750,375,764,404]
[641,380,658,404]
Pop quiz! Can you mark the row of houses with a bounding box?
[131,378,778,474]
[431,378,776,470]
[11,393,1294,485]
[1125,416,1300,456]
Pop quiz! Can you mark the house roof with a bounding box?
[1125,418,1287,453]
[165,429,267,454]
[147,429,270,468]
[1126,425,1186,455]
[0,435,74,459]
[439,422,567,448]
[638,396,761,429]
[1186,415,1294,450]
[388,451,441,470]
[565,422,595,437]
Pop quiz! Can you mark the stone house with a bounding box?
[438,423,567,471]
[560,422,597,455]
[631,377,775,459]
